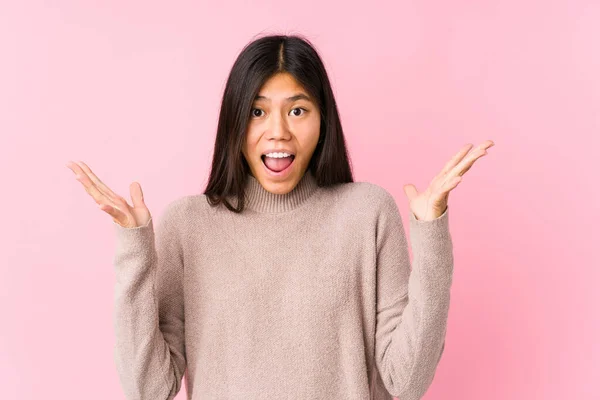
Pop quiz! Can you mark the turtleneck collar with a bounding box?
[243,169,319,213]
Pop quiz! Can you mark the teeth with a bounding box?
[264,152,293,158]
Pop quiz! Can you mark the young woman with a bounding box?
[67,34,493,400]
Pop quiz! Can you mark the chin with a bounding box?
[255,170,301,193]
[261,176,297,194]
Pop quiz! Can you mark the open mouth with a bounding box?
[261,154,295,174]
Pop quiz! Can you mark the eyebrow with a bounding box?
[254,93,312,103]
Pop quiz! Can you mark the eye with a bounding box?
[290,107,307,117]
[251,108,264,118]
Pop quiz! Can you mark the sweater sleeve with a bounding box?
[373,188,453,400]
[112,199,187,400]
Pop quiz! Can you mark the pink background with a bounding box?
[2,0,598,399]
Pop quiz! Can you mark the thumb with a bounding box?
[129,182,146,208]
[403,184,418,202]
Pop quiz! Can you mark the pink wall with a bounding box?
[2,0,598,399]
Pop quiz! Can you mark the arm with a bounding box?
[373,188,453,400]
[112,199,187,400]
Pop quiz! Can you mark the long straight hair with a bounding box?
[203,34,354,213]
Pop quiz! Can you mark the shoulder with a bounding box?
[320,180,401,230]
[333,180,399,214]
[159,193,211,224]
[321,181,404,238]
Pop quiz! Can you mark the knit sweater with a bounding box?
[111,169,454,400]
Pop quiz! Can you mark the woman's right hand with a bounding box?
[66,160,151,228]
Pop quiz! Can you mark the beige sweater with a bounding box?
[112,169,454,400]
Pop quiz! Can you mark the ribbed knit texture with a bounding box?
[112,169,454,400]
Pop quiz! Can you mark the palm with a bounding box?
[406,178,449,222]
[120,194,151,227]
[403,140,494,221]
[66,160,151,228]
[132,193,153,224]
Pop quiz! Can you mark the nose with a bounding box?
[266,111,290,140]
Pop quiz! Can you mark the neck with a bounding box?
[243,169,319,213]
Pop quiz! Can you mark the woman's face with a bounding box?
[242,72,321,195]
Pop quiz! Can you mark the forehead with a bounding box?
[254,73,313,103]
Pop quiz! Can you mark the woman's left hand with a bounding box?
[403,140,495,221]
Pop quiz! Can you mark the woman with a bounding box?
[67,34,493,400]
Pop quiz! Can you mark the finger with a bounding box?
[438,140,494,179]
[403,183,419,202]
[75,161,121,203]
[66,160,87,179]
[437,143,474,179]
[446,147,487,182]
[99,203,132,226]
[129,182,146,209]
[70,163,115,206]
[440,175,462,193]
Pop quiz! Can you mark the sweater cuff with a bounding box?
[112,217,155,259]
[408,205,450,242]
[408,206,453,284]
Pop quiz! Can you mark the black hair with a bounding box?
[203,33,354,213]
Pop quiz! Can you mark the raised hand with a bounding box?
[66,160,151,228]
[403,140,495,221]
